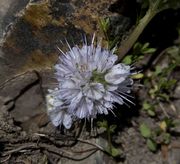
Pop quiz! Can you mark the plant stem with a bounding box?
[117,0,162,61]
[107,126,112,154]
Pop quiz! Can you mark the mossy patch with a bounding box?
[21,49,58,72]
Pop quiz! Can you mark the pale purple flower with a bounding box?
[46,36,134,128]
[46,88,72,129]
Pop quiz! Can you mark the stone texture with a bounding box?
[0,0,130,83]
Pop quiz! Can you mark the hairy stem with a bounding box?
[117,0,162,61]
[107,126,112,154]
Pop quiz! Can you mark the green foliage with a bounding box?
[99,18,120,50]
[139,118,175,152]
[148,64,177,101]
[97,0,180,156]
[131,73,144,80]
[147,139,157,152]
[140,0,149,10]
[99,18,110,36]
[97,119,108,128]
[109,124,117,133]
[141,0,180,13]
[137,0,180,24]
[122,56,132,65]
[123,42,156,64]
[139,123,158,152]
[162,132,171,144]
[163,117,175,130]
[154,66,162,75]
[157,0,180,11]
[140,123,152,138]
[167,46,180,65]
[97,120,121,157]
[142,101,156,116]
[140,45,178,151]
[111,146,122,157]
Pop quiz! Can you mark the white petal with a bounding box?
[46,95,54,105]
[75,96,94,119]
[63,113,72,129]
[103,92,113,101]
[68,91,83,112]
[95,103,108,115]
[76,101,87,118]
[105,64,130,84]
[105,75,126,84]
[85,98,94,115]
[49,110,64,127]
[59,88,80,100]
[55,64,72,76]
[61,80,76,89]
[48,108,72,128]
[84,83,105,100]
[112,94,124,105]
[46,92,64,111]
[106,85,118,91]
[102,54,118,71]
[104,101,113,109]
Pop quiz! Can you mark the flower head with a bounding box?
[46,37,134,128]
[46,88,72,129]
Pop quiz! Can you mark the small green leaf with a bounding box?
[97,120,108,128]
[140,123,151,138]
[163,133,171,144]
[143,102,156,116]
[109,124,117,133]
[154,66,162,75]
[131,73,144,79]
[158,93,169,101]
[147,110,156,117]
[142,42,150,49]
[147,139,157,152]
[158,0,180,11]
[111,147,121,157]
[143,101,151,110]
[133,42,141,50]
[122,55,132,65]
[143,48,156,54]
[99,18,110,33]
[163,118,174,129]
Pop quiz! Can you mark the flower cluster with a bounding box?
[46,38,134,129]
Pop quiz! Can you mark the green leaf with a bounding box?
[143,48,156,54]
[99,18,110,33]
[158,0,180,11]
[142,42,150,49]
[109,124,117,133]
[143,102,156,116]
[140,123,151,138]
[147,110,156,117]
[97,120,108,128]
[143,101,152,110]
[162,133,171,144]
[133,42,141,50]
[167,46,180,65]
[163,118,174,129]
[131,73,144,79]
[147,139,157,152]
[111,147,122,157]
[154,66,162,75]
[122,55,132,65]
[158,93,169,101]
